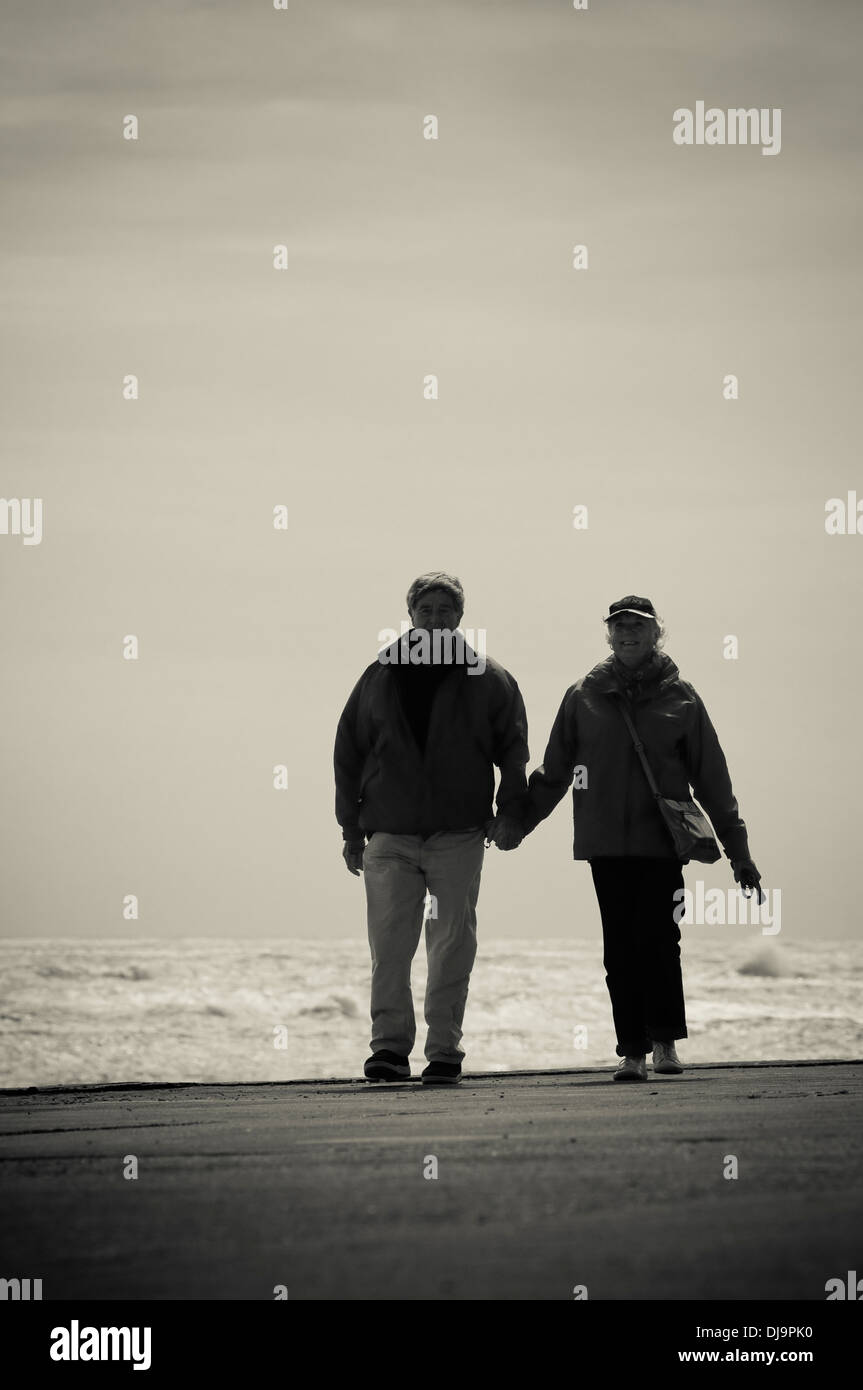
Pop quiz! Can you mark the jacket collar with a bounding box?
[583,651,680,696]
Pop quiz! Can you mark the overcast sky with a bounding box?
[2,0,861,944]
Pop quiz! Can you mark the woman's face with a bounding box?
[608,614,655,668]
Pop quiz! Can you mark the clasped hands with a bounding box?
[484,814,525,851]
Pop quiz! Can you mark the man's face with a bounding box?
[409,588,460,633]
[608,613,655,667]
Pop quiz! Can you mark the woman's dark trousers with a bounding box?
[590,856,688,1057]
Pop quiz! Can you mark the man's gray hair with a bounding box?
[406,572,465,619]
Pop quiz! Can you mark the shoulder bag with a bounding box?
[618,700,721,864]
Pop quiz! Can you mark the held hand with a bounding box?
[343,841,365,876]
[489,814,525,851]
[732,857,764,904]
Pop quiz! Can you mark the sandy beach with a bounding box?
[1,1060,860,1301]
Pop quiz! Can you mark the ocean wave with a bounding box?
[738,947,785,977]
[33,963,153,982]
[297,994,361,1019]
[3,936,861,1086]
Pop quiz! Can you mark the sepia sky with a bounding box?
[2,0,862,943]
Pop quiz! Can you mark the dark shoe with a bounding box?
[613,1055,648,1082]
[422,1061,462,1085]
[652,1041,684,1074]
[364,1051,411,1082]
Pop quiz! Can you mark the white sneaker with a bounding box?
[613,1055,647,1082]
[652,1041,684,1074]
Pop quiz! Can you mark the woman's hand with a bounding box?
[732,858,764,904]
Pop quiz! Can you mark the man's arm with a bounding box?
[334,676,367,855]
[490,673,530,814]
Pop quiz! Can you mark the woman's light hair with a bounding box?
[605,615,667,651]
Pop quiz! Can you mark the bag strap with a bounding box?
[617,698,663,801]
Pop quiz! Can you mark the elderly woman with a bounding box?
[492,595,762,1082]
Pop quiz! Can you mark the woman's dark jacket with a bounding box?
[515,651,750,862]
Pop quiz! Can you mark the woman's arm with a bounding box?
[684,690,751,863]
[514,685,581,835]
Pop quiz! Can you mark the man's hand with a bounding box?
[343,840,365,875]
[732,857,764,904]
[488,814,525,851]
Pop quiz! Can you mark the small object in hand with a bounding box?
[734,858,765,905]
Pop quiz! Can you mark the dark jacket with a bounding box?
[334,639,529,840]
[515,652,750,862]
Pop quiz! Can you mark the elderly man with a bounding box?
[334,572,529,1085]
